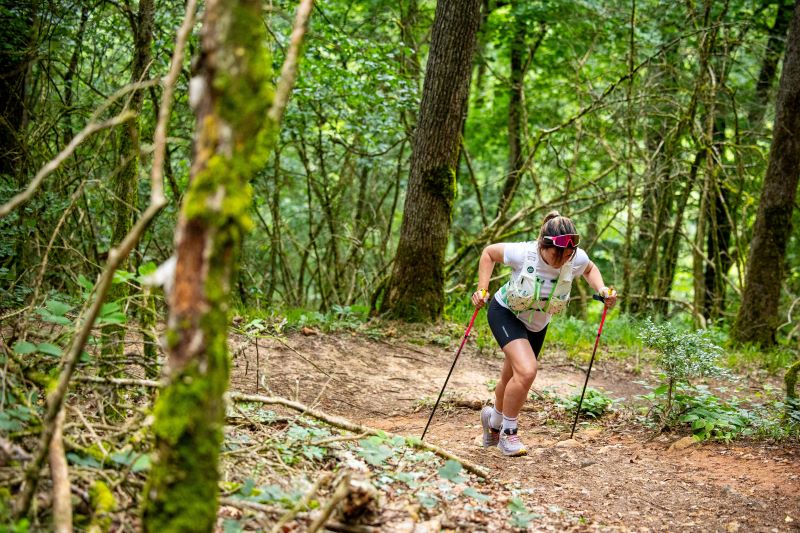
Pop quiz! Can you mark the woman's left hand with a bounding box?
[600,286,618,308]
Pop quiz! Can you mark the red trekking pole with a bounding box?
[569,293,611,439]
[421,306,482,441]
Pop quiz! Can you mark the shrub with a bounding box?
[558,387,616,419]
[639,318,726,426]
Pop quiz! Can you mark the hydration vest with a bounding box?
[504,242,574,315]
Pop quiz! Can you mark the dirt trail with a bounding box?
[229,330,800,532]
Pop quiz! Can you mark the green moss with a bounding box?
[88,480,116,533]
[424,165,457,211]
[142,2,278,529]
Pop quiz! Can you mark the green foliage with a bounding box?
[639,318,726,383]
[437,460,466,483]
[507,497,540,529]
[558,388,616,419]
[357,436,395,466]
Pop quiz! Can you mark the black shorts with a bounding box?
[486,298,548,356]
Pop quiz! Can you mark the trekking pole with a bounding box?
[421,305,482,441]
[569,293,611,439]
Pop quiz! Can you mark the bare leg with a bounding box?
[496,338,538,419]
[494,357,513,412]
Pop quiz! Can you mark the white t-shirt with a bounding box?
[494,241,591,332]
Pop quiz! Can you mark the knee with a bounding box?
[515,364,537,387]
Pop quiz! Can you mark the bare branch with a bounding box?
[0,113,134,219]
[14,0,198,517]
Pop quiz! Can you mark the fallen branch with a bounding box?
[307,473,351,533]
[219,497,279,515]
[49,407,72,533]
[270,472,332,533]
[230,392,490,479]
[70,375,490,478]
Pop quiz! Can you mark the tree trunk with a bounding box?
[112,0,154,277]
[748,0,795,129]
[496,1,528,220]
[733,2,800,346]
[0,0,36,179]
[142,0,277,529]
[381,0,482,321]
[702,118,733,321]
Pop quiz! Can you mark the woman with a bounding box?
[471,211,617,456]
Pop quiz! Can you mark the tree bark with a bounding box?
[496,1,531,220]
[748,0,795,129]
[381,0,482,321]
[0,0,36,179]
[733,2,800,346]
[142,0,279,529]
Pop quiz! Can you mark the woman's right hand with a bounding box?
[472,288,489,308]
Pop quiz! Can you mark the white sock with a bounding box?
[490,407,503,430]
[502,415,518,434]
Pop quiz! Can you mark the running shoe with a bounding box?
[498,428,527,456]
[480,406,500,447]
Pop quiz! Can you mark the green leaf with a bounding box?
[112,270,136,284]
[0,412,24,431]
[417,492,438,509]
[137,261,157,277]
[100,302,121,315]
[357,437,393,466]
[36,343,62,357]
[508,497,528,514]
[66,452,102,469]
[13,341,37,355]
[653,383,669,395]
[132,454,151,472]
[462,487,490,501]
[508,497,540,529]
[46,300,70,316]
[240,478,256,497]
[222,520,244,533]
[98,312,127,326]
[36,309,71,325]
[77,274,94,293]
[438,460,466,483]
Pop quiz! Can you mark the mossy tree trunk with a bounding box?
[381,0,482,322]
[142,0,276,530]
[733,2,800,346]
[103,0,155,412]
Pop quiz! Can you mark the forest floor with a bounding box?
[218,324,800,533]
[8,320,799,532]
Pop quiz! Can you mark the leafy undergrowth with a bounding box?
[2,300,798,530]
[0,380,588,532]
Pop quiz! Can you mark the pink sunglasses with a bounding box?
[543,234,580,248]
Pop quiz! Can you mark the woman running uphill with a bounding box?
[471,211,617,456]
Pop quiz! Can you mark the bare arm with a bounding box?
[582,261,618,307]
[472,243,505,308]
